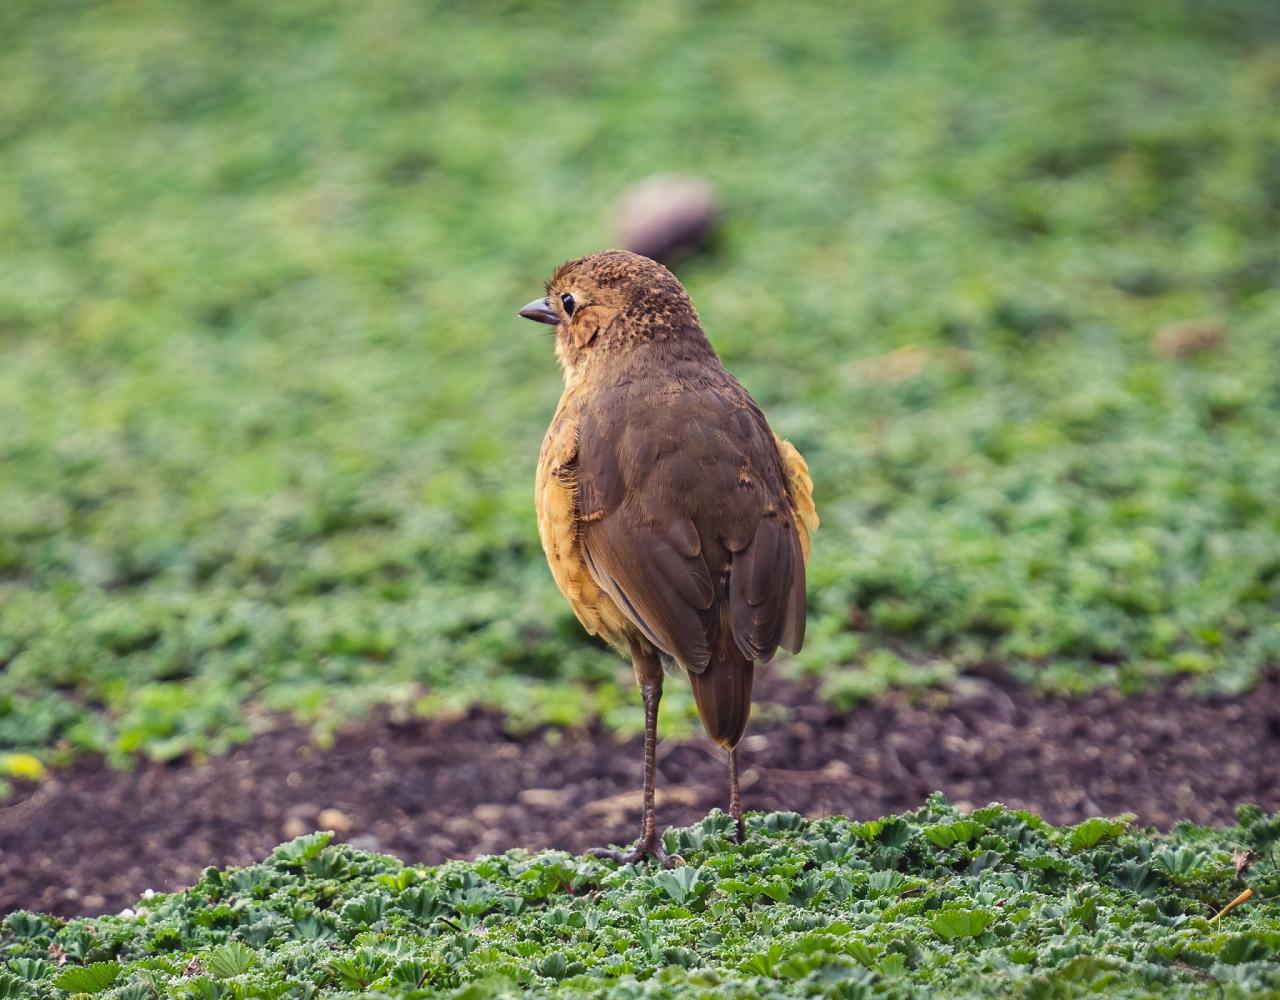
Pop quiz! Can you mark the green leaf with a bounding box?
[876,819,917,849]
[2,912,52,940]
[1069,817,1125,851]
[924,819,984,848]
[330,947,391,988]
[7,958,52,981]
[867,870,906,896]
[340,892,388,925]
[1152,846,1208,880]
[52,962,121,993]
[537,952,568,980]
[847,939,880,968]
[273,832,333,863]
[762,880,792,903]
[654,866,704,905]
[206,941,255,979]
[931,909,996,941]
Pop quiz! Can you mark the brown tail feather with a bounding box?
[688,647,755,749]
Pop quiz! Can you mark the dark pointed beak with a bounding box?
[518,297,560,325]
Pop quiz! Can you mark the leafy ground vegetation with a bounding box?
[3,801,1279,998]
[2,0,1280,771]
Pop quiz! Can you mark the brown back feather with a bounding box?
[575,363,807,686]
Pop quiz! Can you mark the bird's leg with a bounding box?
[589,644,672,866]
[729,746,745,843]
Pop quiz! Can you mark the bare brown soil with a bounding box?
[2,676,1277,917]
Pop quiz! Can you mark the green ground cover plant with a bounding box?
[2,0,1280,767]
[3,800,1278,997]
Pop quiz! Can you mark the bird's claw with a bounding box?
[588,838,677,868]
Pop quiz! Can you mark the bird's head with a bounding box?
[519,250,710,379]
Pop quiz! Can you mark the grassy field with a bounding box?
[3,801,1278,997]
[2,0,1280,770]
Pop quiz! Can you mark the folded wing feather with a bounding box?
[574,380,812,670]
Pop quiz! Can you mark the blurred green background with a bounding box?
[2,0,1279,773]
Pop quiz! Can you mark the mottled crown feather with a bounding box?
[548,250,688,302]
[545,250,702,343]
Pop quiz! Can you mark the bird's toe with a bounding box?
[587,836,676,868]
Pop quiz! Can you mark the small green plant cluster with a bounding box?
[3,0,1280,769]
[3,799,1278,997]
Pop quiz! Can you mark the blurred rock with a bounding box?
[517,787,572,809]
[281,815,309,840]
[615,175,720,266]
[1154,319,1227,358]
[317,807,353,833]
[472,803,506,824]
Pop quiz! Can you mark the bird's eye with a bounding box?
[560,293,576,317]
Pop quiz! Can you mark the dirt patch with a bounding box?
[3,676,1278,917]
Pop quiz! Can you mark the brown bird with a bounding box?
[520,250,817,863]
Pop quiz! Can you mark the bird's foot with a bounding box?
[588,835,676,868]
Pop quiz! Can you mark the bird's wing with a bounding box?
[575,393,718,669]
[575,379,808,670]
